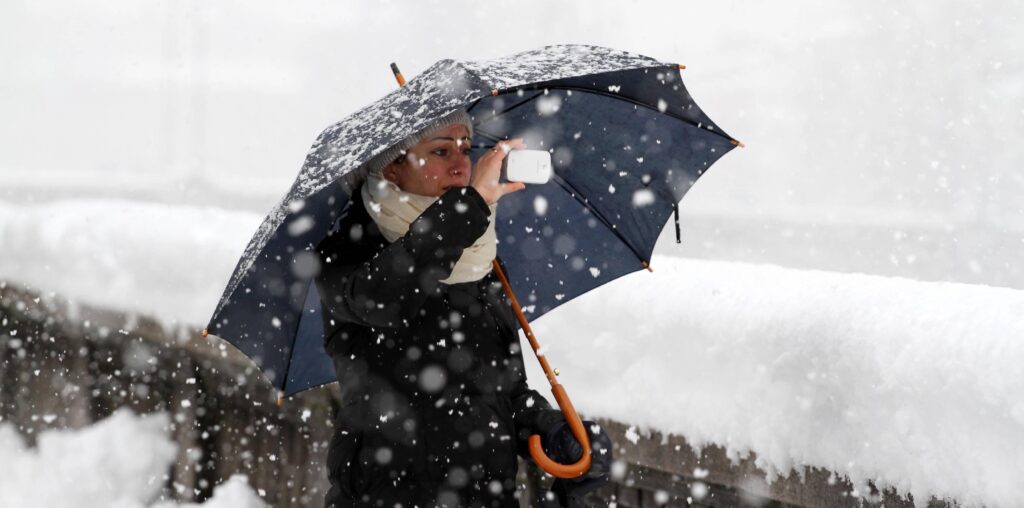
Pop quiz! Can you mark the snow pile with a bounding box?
[528,256,1024,507]
[0,409,266,508]
[3,198,1024,506]
[152,476,268,508]
[0,199,261,327]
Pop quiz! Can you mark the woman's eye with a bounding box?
[462,148,472,156]
[432,149,448,157]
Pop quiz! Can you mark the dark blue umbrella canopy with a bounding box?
[206,45,738,397]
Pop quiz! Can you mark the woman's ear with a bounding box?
[382,163,401,186]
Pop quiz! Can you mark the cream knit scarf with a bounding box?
[361,173,497,284]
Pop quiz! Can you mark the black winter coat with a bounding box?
[315,185,560,508]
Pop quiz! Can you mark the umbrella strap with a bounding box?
[673,202,681,244]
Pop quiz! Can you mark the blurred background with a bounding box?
[3,0,1022,299]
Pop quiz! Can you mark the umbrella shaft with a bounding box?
[490,260,559,387]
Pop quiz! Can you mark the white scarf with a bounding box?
[361,173,497,284]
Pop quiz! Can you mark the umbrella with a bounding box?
[204,44,739,476]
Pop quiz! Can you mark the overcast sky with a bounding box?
[2,0,1022,224]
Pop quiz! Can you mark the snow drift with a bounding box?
[0,408,267,507]
[2,198,1024,506]
[529,257,1024,507]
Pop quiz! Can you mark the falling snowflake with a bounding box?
[624,425,639,444]
[533,195,548,216]
[287,215,315,237]
[632,189,655,207]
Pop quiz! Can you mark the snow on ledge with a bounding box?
[3,199,1023,506]
[528,256,1024,508]
[0,199,262,328]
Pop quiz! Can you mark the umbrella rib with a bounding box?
[279,267,315,398]
[468,91,544,121]
[547,172,652,268]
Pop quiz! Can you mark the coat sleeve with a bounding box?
[316,186,491,330]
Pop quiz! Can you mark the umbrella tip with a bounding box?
[642,260,653,273]
[677,64,686,70]
[391,62,406,87]
[201,328,208,338]
[276,390,285,406]
[730,139,746,148]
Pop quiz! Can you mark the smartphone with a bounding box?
[501,149,553,184]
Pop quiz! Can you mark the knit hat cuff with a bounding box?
[365,109,474,177]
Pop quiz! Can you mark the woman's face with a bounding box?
[382,124,472,197]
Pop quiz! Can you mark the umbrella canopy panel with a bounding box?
[209,182,348,396]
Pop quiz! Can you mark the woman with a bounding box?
[315,110,610,508]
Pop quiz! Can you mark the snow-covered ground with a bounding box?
[3,199,1023,507]
[0,408,267,508]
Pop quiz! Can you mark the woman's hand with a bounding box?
[470,138,527,205]
[541,419,613,506]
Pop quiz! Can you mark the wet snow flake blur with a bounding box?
[287,215,314,236]
[624,425,640,444]
[632,189,656,207]
[535,94,562,116]
[533,195,548,216]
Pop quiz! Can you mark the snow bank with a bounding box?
[0,408,266,508]
[0,199,262,327]
[3,198,1024,506]
[527,256,1024,508]
[152,476,268,508]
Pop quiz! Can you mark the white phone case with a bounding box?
[502,149,553,184]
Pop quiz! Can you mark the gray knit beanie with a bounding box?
[365,109,474,177]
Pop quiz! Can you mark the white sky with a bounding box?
[2,0,1023,286]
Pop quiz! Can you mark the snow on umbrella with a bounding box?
[204,44,739,473]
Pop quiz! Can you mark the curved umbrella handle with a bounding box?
[528,383,592,478]
[489,260,593,478]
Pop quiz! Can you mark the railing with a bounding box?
[0,282,948,507]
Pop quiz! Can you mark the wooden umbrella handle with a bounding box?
[528,384,593,478]
[491,260,593,479]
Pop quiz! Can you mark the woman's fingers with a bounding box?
[473,138,528,204]
[501,181,526,195]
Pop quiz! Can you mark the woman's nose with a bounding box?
[451,155,470,174]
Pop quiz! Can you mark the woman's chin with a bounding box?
[442,183,469,193]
